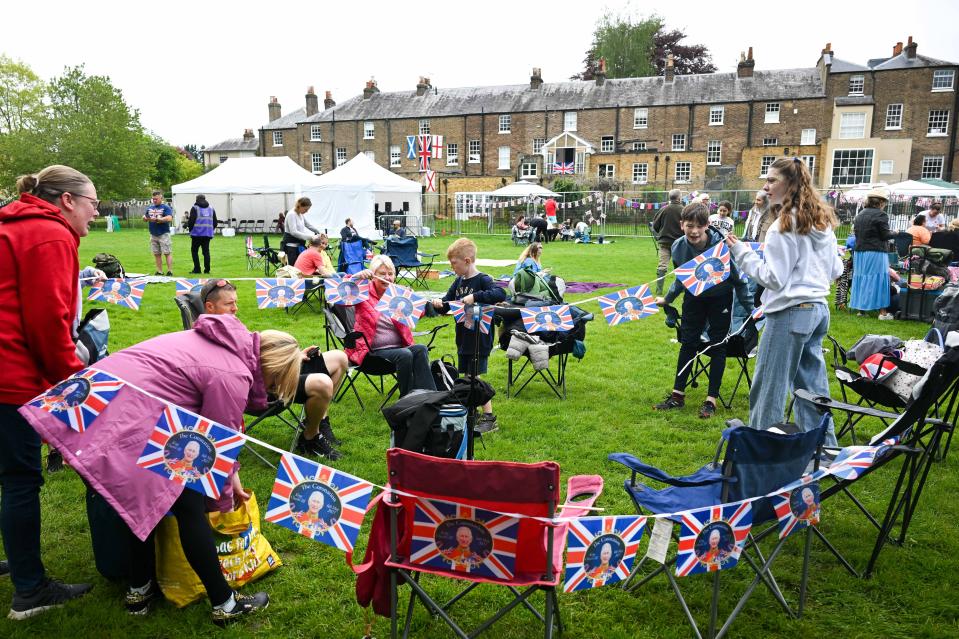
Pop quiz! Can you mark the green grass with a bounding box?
[2,230,957,639]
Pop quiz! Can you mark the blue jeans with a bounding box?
[748,303,837,446]
[373,344,436,397]
[0,404,46,593]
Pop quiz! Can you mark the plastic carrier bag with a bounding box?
[155,493,282,607]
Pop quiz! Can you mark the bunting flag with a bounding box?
[771,471,825,539]
[136,404,245,499]
[255,278,305,309]
[88,278,146,311]
[751,306,765,321]
[324,276,370,306]
[553,161,574,174]
[563,515,647,593]
[597,284,658,326]
[739,242,765,286]
[26,368,124,434]
[829,437,899,481]
[410,497,519,580]
[417,134,433,172]
[406,135,417,160]
[175,278,207,295]
[448,301,495,334]
[430,134,444,159]
[675,502,752,577]
[674,242,730,296]
[265,453,373,553]
[520,305,575,333]
[374,284,427,330]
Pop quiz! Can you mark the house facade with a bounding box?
[259,39,959,196]
[203,129,259,167]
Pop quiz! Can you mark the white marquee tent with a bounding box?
[490,180,558,198]
[171,157,324,227]
[301,153,423,238]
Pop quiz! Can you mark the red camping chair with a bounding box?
[384,449,602,639]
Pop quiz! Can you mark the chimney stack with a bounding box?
[324,90,335,110]
[594,57,608,86]
[893,41,903,57]
[243,128,254,141]
[268,96,281,122]
[530,67,543,89]
[416,76,431,96]
[305,86,318,117]
[665,54,675,83]
[905,35,917,59]
[737,47,755,78]
[363,78,379,100]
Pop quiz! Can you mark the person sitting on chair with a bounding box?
[388,219,408,238]
[340,217,373,248]
[294,234,335,277]
[514,242,543,275]
[906,214,932,247]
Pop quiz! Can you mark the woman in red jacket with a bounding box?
[349,255,436,397]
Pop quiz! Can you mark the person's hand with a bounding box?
[353,268,371,280]
[431,298,444,308]
[462,294,475,305]
[91,268,107,285]
[301,345,317,360]
[231,472,251,507]
[725,234,739,246]
[654,296,666,307]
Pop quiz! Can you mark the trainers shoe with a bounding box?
[8,578,92,620]
[878,313,895,321]
[212,591,269,626]
[296,433,341,461]
[125,581,160,616]
[165,271,173,277]
[698,400,717,419]
[318,417,341,446]
[653,392,685,411]
[475,413,499,434]
[154,271,162,276]
[47,449,63,473]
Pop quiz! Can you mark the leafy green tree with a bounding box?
[0,56,52,192]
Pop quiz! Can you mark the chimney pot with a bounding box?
[305,87,319,117]
[905,36,917,59]
[737,47,755,78]
[416,76,431,96]
[530,67,543,89]
[243,128,254,141]
[594,57,607,86]
[324,91,335,109]
[267,97,281,122]
[363,79,379,99]
[665,54,675,82]
[747,46,753,61]
[893,41,903,56]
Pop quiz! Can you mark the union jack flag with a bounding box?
[410,497,519,581]
[739,242,765,285]
[417,134,433,172]
[175,278,207,296]
[674,242,730,296]
[751,306,765,321]
[135,404,245,499]
[374,284,426,330]
[255,278,305,309]
[430,134,444,159]
[597,284,658,327]
[448,301,495,335]
[563,515,646,593]
[520,305,574,333]
[406,135,417,160]
[829,436,899,481]
[265,453,373,553]
[552,162,574,175]
[770,470,827,539]
[27,368,125,433]
[88,278,146,311]
[675,502,752,577]
[324,276,369,306]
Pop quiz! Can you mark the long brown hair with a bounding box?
[768,157,838,234]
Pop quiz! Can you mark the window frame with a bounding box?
[497,145,510,170]
[801,128,816,145]
[272,130,283,146]
[885,104,903,130]
[468,139,481,164]
[879,159,895,175]
[802,155,816,176]
[363,121,375,140]
[498,114,511,134]
[447,143,458,166]
[631,162,648,184]
[671,133,686,152]
[706,140,721,165]
[389,145,401,167]
[830,148,875,186]
[601,136,615,153]
[927,109,950,136]
[760,155,776,178]
[674,161,691,184]
[848,75,865,96]
[932,69,955,92]
[310,124,322,142]
[839,112,867,139]
[921,156,945,179]
[533,138,546,154]
[597,163,615,179]
[762,137,779,147]
[520,161,537,178]
[633,107,648,129]
[765,102,780,123]
[564,111,577,132]
[632,141,647,152]
[709,105,724,125]
[336,147,347,167]
[310,152,322,174]
[418,119,430,135]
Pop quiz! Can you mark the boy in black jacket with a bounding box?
[432,238,506,432]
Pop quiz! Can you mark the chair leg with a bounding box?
[664,568,704,639]
[544,585,554,639]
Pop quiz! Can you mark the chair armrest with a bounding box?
[418,252,440,258]
[344,330,373,351]
[607,453,730,487]
[794,389,901,420]
[413,323,447,349]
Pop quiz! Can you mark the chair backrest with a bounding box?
[173,291,204,330]
[323,303,355,343]
[338,239,366,274]
[245,235,256,257]
[893,232,913,258]
[262,234,271,250]
[385,236,419,266]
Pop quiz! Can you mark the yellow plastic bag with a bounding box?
[155,493,282,607]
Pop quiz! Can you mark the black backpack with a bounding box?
[933,283,959,338]
[430,356,459,391]
[92,252,126,279]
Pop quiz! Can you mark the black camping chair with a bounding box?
[245,235,282,275]
[287,277,326,317]
[382,236,438,288]
[892,231,913,263]
[610,416,829,639]
[793,344,959,580]
[173,291,204,330]
[688,313,761,410]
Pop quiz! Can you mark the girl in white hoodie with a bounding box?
[727,158,844,445]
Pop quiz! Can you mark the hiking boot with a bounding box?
[125,581,160,616]
[46,449,63,473]
[212,591,269,627]
[296,433,341,461]
[653,392,685,411]
[698,400,717,419]
[318,417,341,446]
[475,413,499,434]
[8,578,92,620]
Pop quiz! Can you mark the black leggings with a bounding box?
[128,489,232,606]
[191,236,212,272]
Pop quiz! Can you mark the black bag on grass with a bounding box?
[92,252,126,279]
[430,356,459,391]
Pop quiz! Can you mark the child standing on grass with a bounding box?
[432,238,506,433]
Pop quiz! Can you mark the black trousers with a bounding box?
[674,290,733,398]
[190,236,212,272]
[282,234,305,267]
[127,488,232,606]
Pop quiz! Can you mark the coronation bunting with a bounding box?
[265,453,373,553]
[374,284,427,330]
[175,278,207,295]
[674,242,730,296]
[829,437,899,481]
[563,515,647,593]
[88,278,146,311]
[136,404,245,499]
[771,470,825,539]
[449,301,495,335]
[520,305,574,333]
[27,368,124,434]
[255,278,305,309]
[324,276,369,306]
[597,284,658,326]
[676,502,752,577]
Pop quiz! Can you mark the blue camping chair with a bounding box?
[609,416,829,639]
[382,236,438,288]
[338,239,367,275]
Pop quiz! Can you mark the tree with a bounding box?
[572,13,716,80]
[182,143,203,163]
[0,56,52,192]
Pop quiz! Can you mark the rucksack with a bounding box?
[933,283,959,338]
[430,356,459,391]
[92,252,126,279]
[510,267,563,303]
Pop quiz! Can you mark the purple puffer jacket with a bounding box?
[19,314,268,541]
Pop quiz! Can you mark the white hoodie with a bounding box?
[730,218,843,314]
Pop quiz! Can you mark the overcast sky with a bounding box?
[4,0,958,149]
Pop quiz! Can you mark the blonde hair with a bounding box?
[258,330,301,404]
[446,237,476,261]
[768,157,838,234]
[16,165,92,204]
[518,242,542,263]
[368,254,396,275]
[949,217,959,231]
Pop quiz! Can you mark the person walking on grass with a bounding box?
[143,190,174,276]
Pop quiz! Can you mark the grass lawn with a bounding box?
[2,229,956,639]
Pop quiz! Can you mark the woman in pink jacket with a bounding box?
[20,314,300,624]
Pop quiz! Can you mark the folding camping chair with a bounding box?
[687,312,760,410]
[173,291,204,330]
[383,236,438,288]
[793,345,959,579]
[609,416,829,639]
[287,277,326,317]
[245,235,282,275]
[338,239,367,275]
[385,448,602,639]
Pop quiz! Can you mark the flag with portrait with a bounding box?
[88,278,146,311]
[520,305,574,333]
[563,515,646,592]
[374,284,427,330]
[449,301,495,334]
[324,276,370,306]
[597,284,658,326]
[26,368,125,434]
[674,243,730,296]
[255,278,305,309]
[675,502,752,577]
